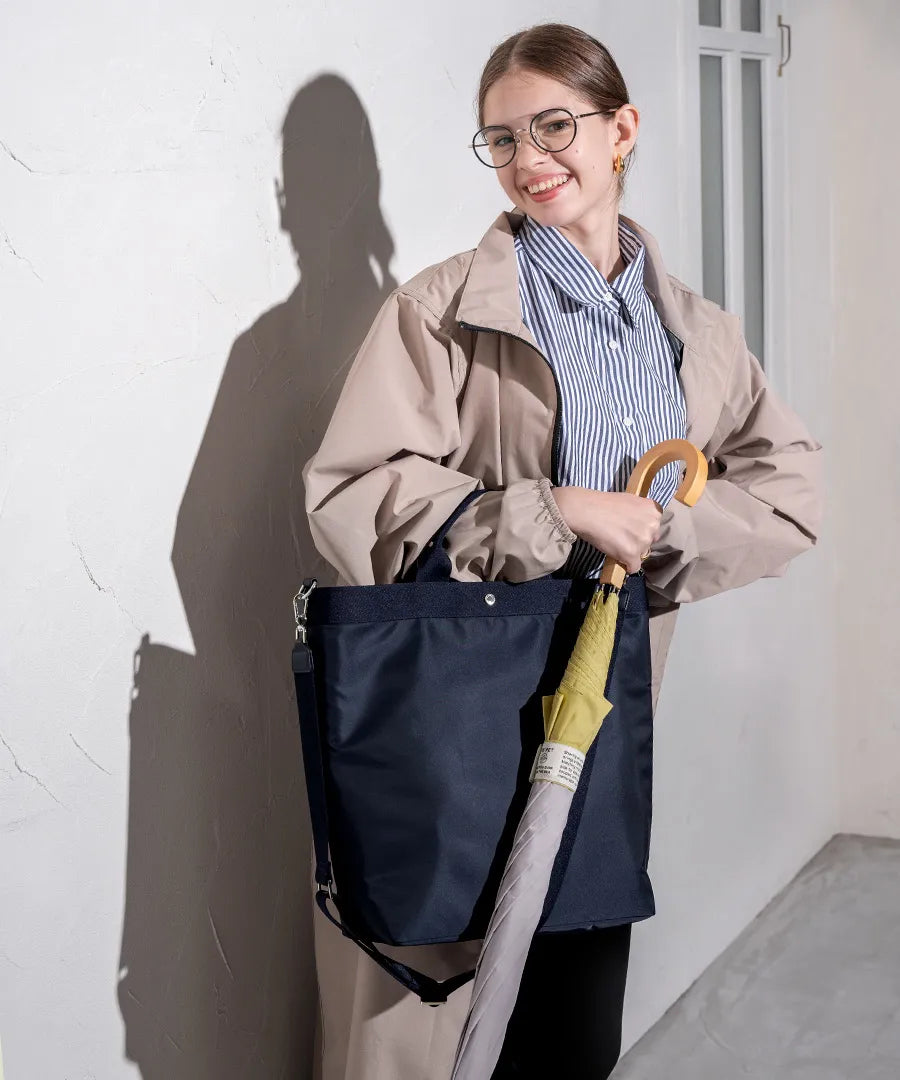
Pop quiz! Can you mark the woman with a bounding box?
[303,23,823,1080]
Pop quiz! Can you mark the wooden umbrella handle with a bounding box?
[598,438,708,589]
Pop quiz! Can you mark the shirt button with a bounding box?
[608,340,619,350]
[622,416,634,426]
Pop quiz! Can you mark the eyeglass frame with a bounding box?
[469,107,611,169]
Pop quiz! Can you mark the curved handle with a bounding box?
[598,438,708,589]
[778,15,792,77]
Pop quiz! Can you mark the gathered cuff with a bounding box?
[535,477,578,544]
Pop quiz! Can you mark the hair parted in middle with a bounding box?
[476,23,635,197]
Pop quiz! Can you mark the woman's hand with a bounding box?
[552,486,663,574]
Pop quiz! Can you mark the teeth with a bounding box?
[527,175,569,194]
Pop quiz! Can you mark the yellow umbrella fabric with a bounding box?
[534,438,707,793]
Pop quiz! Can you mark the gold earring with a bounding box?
[613,153,625,174]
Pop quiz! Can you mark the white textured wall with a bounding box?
[0,1,846,1076]
[829,0,900,839]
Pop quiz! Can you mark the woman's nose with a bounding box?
[516,131,550,165]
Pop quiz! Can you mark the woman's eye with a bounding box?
[492,134,514,148]
[544,121,571,135]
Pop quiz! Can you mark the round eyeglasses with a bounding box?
[469,107,608,169]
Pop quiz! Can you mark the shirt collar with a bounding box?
[516,214,647,325]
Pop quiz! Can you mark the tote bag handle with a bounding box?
[404,485,486,582]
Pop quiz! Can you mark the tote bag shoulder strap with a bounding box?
[315,883,476,1005]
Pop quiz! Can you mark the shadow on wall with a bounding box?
[117,74,397,1079]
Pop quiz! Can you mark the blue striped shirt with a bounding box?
[514,215,687,578]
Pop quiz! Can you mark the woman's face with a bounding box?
[481,69,637,230]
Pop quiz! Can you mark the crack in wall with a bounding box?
[0,223,43,281]
[0,949,25,970]
[0,139,35,172]
[189,274,223,304]
[207,907,236,981]
[0,733,63,806]
[69,733,112,775]
[70,536,142,633]
[0,139,181,176]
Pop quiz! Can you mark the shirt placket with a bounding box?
[591,294,639,494]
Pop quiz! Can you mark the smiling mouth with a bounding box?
[525,175,572,195]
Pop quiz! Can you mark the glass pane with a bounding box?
[699,0,722,26]
[699,55,726,308]
[741,0,762,32]
[742,59,765,365]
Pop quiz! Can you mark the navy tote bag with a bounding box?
[292,489,656,1003]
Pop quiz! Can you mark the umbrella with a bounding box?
[450,437,708,1080]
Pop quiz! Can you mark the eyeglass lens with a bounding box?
[473,108,577,168]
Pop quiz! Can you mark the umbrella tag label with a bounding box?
[529,741,585,792]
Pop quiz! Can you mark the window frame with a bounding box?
[683,0,790,385]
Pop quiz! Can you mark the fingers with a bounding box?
[590,491,665,574]
[651,502,663,546]
[644,498,663,547]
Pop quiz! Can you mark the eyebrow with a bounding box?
[482,106,569,128]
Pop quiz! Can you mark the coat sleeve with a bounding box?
[643,330,824,605]
[302,288,576,586]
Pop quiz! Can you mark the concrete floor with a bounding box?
[612,834,900,1080]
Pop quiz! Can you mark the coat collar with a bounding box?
[458,209,690,338]
[456,209,710,442]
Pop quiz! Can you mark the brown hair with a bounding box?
[476,23,634,197]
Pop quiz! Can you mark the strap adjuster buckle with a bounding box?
[293,579,317,642]
[316,880,334,903]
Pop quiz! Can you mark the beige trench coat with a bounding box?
[303,209,824,1079]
